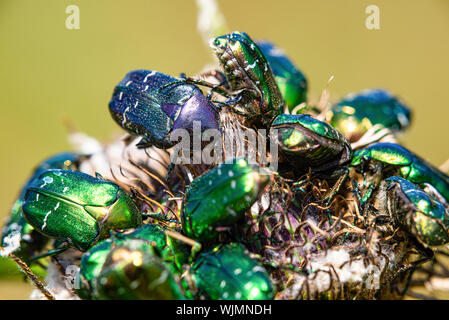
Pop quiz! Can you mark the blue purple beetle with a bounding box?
[109,70,220,149]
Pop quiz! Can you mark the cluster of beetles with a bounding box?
[2,31,449,300]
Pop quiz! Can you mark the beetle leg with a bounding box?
[322,168,349,206]
[198,70,230,99]
[352,179,363,204]
[161,78,231,98]
[141,212,181,224]
[184,77,231,98]
[206,77,229,100]
[30,245,71,262]
[210,100,232,110]
[358,169,381,210]
[361,183,376,207]
[187,77,231,97]
[211,98,249,118]
[387,238,434,288]
[218,95,251,117]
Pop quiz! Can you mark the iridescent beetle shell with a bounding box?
[90,239,184,300]
[182,158,270,241]
[22,169,142,251]
[109,70,220,148]
[192,243,274,300]
[257,41,307,111]
[1,152,79,262]
[76,224,189,299]
[351,143,449,204]
[271,114,352,176]
[381,176,449,247]
[211,31,284,127]
[328,89,412,142]
[120,224,189,273]
[76,237,114,299]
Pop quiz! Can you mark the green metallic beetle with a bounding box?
[256,40,308,112]
[328,89,412,142]
[76,236,114,299]
[211,31,284,127]
[379,176,449,247]
[119,224,189,273]
[192,243,274,300]
[22,169,142,252]
[351,143,449,204]
[1,152,80,263]
[79,238,185,300]
[76,224,189,299]
[182,158,270,241]
[95,240,185,300]
[271,114,353,177]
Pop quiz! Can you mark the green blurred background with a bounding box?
[0,0,448,299]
